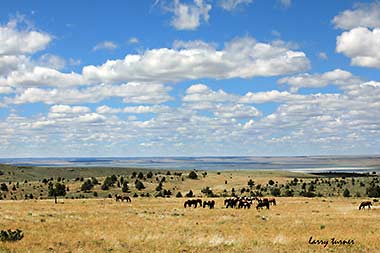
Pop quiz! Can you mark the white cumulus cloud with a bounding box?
[170,0,212,30]
[278,69,358,92]
[0,19,51,55]
[83,36,309,84]
[333,2,380,30]
[7,83,172,105]
[336,27,380,68]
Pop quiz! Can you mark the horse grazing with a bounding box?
[268,198,276,206]
[115,194,131,202]
[359,201,372,210]
[203,200,215,209]
[238,200,251,209]
[184,199,202,208]
[224,198,239,208]
[256,198,270,210]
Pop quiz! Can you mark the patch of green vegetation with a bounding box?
[1,164,380,200]
[0,229,24,242]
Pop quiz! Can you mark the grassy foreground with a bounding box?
[0,197,379,253]
[1,165,379,252]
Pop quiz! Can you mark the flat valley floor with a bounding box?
[0,197,379,253]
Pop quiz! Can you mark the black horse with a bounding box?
[115,194,131,202]
[359,201,372,210]
[184,199,202,208]
[203,200,215,209]
[238,200,251,209]
[256,199,270,210]
[224,198,239,208]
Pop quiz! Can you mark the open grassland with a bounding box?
[0,197,379,253]
[1,165,380,252]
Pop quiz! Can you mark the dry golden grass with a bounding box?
[0,197,379,253]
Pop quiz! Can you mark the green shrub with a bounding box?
[101,184,109,190]
[137,172,144,179]
[122,181,129,193]
[48,182,66,197]
[110,175,117,183]
[0,183,8,192]
[185,190,194,197]
[367,185,380,197]
[135,180,145,190]
[283,189,294,197]
[101,176,117,190]
[155,182,163,191]
[270,187,281,197]
[308,184,315,192]
[300,191,316,198]
[81,179,94,191]
[343,188,350,197]
[91,177,99,185]
[188,171,198,179]
[155,191,164,197]
[0,229,24,241]
[201,187,215,197]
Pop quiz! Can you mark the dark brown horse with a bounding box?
[268,198,276,206]
[115,194,131,202]
[224,198,239,208]
[359,201,372,210]
[238,200,251,209]
[256,198,270,210]
[203,200,215,209]
[184,199,202,208]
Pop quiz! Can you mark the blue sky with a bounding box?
[0,0,379,157]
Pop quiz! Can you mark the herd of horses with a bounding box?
[183,199,216,209]
[184,197,276,210]
[114,194,373,211]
